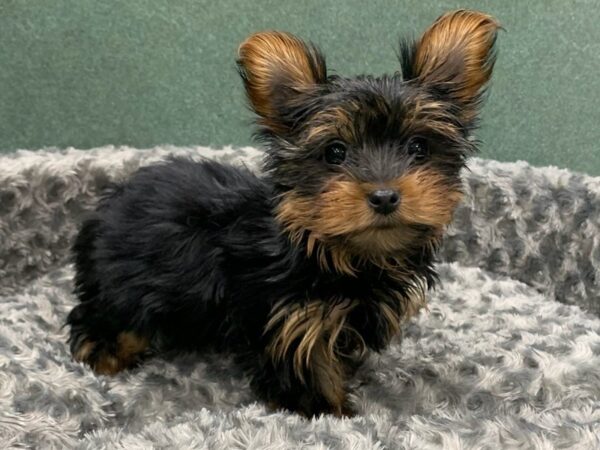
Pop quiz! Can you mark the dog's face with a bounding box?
[237,10,499,257]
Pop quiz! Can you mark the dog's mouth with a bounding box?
[342,220,420,254]
[365,214,404,231]
[369,220,400,230]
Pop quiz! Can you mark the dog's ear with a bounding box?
[237,31,327,133]
[403,10,500,123]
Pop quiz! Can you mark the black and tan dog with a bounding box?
[67,10,499,417]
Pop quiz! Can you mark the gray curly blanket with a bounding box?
[1,147,599,449]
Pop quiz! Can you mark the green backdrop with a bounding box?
[1,0,599,175]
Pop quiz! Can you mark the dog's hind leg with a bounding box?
[67,302,150,375]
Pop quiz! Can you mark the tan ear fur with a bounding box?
[237,31,326,132]
[414,10,500,115]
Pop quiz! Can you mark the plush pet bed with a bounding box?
[1,146,599,449]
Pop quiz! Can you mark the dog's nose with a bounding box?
[367,189,400,215]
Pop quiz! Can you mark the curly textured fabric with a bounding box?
[0,147,599,448]
[442,159,600,314]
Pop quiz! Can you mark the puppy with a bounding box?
[67,10,499,417]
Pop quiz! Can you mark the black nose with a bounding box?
[367,189,400,215]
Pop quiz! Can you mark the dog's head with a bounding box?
[237,10,499,262]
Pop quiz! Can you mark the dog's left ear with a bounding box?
[237,31,327,133]
[404,10,500,124]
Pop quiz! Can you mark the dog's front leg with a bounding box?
[252,298,358,417]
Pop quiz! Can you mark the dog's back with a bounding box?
[67,157,275,372]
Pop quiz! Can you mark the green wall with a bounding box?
[1,0,599,175]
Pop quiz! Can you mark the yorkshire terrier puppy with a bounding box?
[67,10,499,417]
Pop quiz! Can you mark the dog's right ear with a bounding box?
[237,31,327,133]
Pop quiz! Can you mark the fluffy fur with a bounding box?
[64,11,502,417]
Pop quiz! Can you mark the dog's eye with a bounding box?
[324,143,347,165]
[407,137,429,160]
